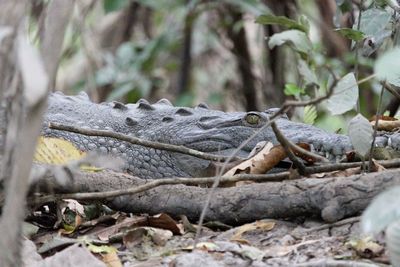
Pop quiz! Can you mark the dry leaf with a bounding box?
[224,143,287,176]
[95,216,147,241]
[369,159,386,172]
[34,137,86,164]
[347,237,384,258]
[147,213,182,235]
[102,251,122,267]
[371,119,400,131]
[230,221,275,242]
[325,167,361,178]
[123,227,173,249]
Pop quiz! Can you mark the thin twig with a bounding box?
[382,81,400,101]
[300,216,360,235]
[290,140,330,163]
[49,122,242,162]
[354,0,363,113]
[271,121,307,174]
[368,82,385,171]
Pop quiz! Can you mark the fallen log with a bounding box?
[30,166,400,225]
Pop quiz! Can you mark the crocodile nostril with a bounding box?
[162,116,174,123]
[125,117,138,126]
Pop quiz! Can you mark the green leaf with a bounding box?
[299,15,310,33]
[298,60,318,87]
[356,8,393,56]
[268,30,312,54]
[326,72,359,115]
[348,113,373,157]
[256,15,307,32]
[374,48,400,86]
[107,82,135,101]
[303,105,317,125]
[103,0,129,13]
[284,83,304,96]
[86,243,117,254]
[362,186,400,234]
[334,28,365,41]
[358,8,392,37]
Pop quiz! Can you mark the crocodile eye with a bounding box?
[245,113,261,125]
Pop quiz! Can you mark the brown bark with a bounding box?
[316,0,349,57]
[262,0,297,108]
[222,6,258,111]
[177,2,195,95]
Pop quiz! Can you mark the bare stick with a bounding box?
[49,122,242,162]
[271,121,307,174]
[368,82,385,171]
[382,82,400,101]
[291,140,330,163]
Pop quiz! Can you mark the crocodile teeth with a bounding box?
[325,151,330,159]
[309,144,315,153]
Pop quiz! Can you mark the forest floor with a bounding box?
[22,204,388,267]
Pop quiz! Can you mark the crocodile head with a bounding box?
[116,100,354,176]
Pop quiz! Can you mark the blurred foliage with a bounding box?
[30,0,398,131]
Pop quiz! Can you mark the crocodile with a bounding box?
[42,91,394,179]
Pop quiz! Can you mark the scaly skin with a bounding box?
[42,92,365,179]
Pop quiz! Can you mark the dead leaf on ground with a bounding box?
[184,242,220,251]
[122,227,173,260]
[59,199,85,234]
[123,227,173,248]
[327,167,361,178]
[147,213,183,235]
[86,242,117,254]
[369,159,386,172]
[264,238,333,258]
[347,237,384,258]
[230,220,276,244]
[95,216,148,241]
[102,251,123,267]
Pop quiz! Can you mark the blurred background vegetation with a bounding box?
[29,0,399,132]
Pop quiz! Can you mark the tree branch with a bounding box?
[48,122,242,162]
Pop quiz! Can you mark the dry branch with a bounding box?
[49,122,242,162]
[30,164,400,225]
